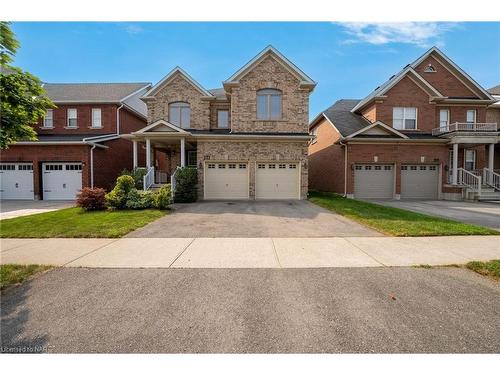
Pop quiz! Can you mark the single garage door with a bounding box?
[42,162,82,200]
[0,163,34,200]
[354,164,394,199]
[204,162,248,200]
[256,163,300,200]
[401,165,439,199]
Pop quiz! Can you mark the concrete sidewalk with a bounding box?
[1,236,499,268]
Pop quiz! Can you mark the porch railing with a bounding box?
[457,167,481,195]
[483,168,500,191]
[432,122,497,136]
[171,166,181,196]
[143,166,155,191]
[155,170,170,184]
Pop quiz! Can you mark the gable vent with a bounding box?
[424,64,436,73]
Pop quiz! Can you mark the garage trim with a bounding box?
[255,161,301,200]
[203,161,250,200]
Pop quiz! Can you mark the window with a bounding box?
[374,166,381,170]
[217,110,229,129]
[393,107,417,130]
[92,108,102,128]
[239,164,247,169]
[278,164,286,169]
[207,164,216,169]
[424,64,436,73]
[43,109,53,128]
[169,102,191,129]
[289,164,297,169]
[218,164,226,169]
[66,164,82,171]
[464,150,476,171]
[384,166,392,170]
[466,110,476,124]
[187,151,197,167]
[228,164,236,169]
[258,164,266,169]
[257,89,282,120]
[268,164,276,169]
[67,109,77,128]
[18,164,33,170]
[355,165,363,170]
[439,109,449,128]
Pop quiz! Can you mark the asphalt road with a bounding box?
[1,267,499,353]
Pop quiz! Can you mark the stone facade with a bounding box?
[196,140,309,199]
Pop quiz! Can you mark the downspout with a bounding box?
[90,144,96,188]
[340,140,348,197]
[116,104,124,135]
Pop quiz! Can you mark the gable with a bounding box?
[346,121,409,139]
[154,72,206,100]
[239,55,302,87]
[384,75,434,101]
[135,120,189,134]
[144,68,213,99]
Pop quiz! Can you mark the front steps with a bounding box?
[465,185,500,201]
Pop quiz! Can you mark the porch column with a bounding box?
[488,143,495,171]
[132,140,138,169]
[146,138,151,168]
[452,143,458,185]
[180,137,186,167]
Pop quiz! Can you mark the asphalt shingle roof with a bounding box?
[207,88,228,100]
[42,82,150,102]
[320,99,370,137]
[488,85,500,95]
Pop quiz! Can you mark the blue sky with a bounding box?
[11,22,500,119]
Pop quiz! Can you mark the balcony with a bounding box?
[432,122,498,136]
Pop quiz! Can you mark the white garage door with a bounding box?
[204,162,248,200]
[401,165,439,199]
[354,164,394,199]
[0,163,34,200]
[42,162,82,200]
[256,163,300,200]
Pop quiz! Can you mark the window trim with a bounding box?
[67,108,78,128]
[187,150,197,167]
[168,102,191,129]
[464,149,476,171]
[91,108,102,128]
[393,107,418,130]
[43,109,54,128]
[466,109,477,124]
[256,88,282,120]
[217,109,229,129]
[439,109,450,128]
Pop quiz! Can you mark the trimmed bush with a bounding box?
[120,168,147,190]
[174,167,197,203]
[125,189,155,209]
[76,187,106,211]
[105,175,135,209]
[154,184,172,209]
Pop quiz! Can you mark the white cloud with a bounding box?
[339,22,457,47]
[123,24,144,35]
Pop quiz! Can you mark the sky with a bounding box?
[10,22,500,119]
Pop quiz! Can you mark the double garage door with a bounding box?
[204,162,300,200]
[0,162,82,200]
[354,164,439,200]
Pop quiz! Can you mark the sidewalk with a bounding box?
[1,236,499,268]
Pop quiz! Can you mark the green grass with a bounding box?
[308,191,498,237]
[1,264,53,290]
[0,207,167,238]
[466,260,500,280]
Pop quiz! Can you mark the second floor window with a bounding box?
[92,108,102,128]
[217,110,229,128]
[67,109,78,128]
[466,109,476,123]
[439,109,449,127]
[169,102,191,129]
[393,107,417,130]
[43,109,53,128]
[257,89,282,120]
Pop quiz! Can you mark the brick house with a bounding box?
[0,82,150,200]
[309,47,499,201]
[124,46,316,200]
[487,84,500,170]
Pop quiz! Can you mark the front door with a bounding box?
[464,149,476,172]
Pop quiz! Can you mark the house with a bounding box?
[0,82,151,200]
[486,84,500,169]
[123,46,316,200]
[309,47,499,201]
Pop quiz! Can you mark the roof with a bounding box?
[42,82,151,103]
[488,85,500,95]
[36,134,115,142]
[207,88,228,100]
[315,99,370,137]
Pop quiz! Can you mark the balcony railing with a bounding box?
[432,122,497,136]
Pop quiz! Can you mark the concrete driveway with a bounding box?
[1,267,498,353]
[127,200,381,238]
[368,200,500,231]
[0,200,74,220]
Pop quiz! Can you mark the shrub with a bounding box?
[120,168,147,190]
[174,167,198,203]
[105,175,135,209]
[125,189,155,209]
[154,184,172,209]
[76,187,106,211]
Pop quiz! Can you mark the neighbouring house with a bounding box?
[309,47,499,201]
[486,84,500,170]
[0,82,151,200]
[123,46,316,200]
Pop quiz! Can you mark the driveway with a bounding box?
[1,267,499,353]
[127,200,381,238]
[0,200,74,220]
[368,200,500,231]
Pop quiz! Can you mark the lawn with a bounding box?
[0,207,167,238]
[308,191,498,236]
[466,260,500,280]
[0,264,53,290]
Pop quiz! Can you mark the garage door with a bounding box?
[354,164,394,199]
[0,163,34,200]
[401,165,439,199]
[204,162,248,200]
[256,163,300,200]
[42,162,82,200]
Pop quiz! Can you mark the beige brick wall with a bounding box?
[209,101,231,129]
[229,56,310,133]
[197,140,309,199]
[144,72,210,130]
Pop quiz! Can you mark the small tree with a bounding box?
[174,167,198,203]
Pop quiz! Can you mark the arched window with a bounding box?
[257,89,282,120]
[169,102,191,128]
